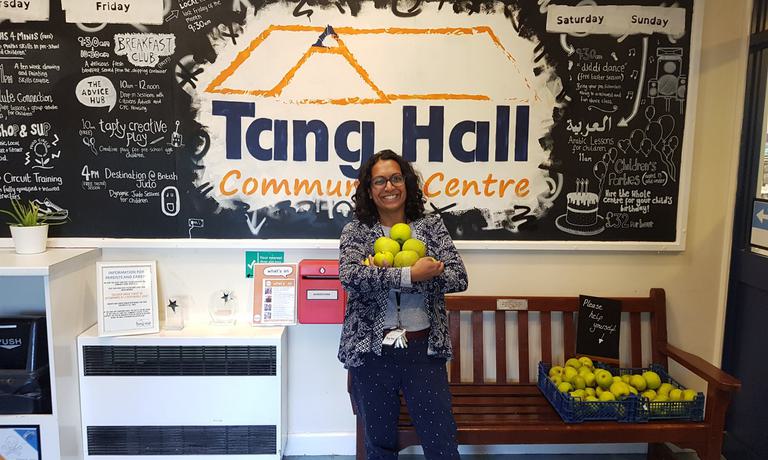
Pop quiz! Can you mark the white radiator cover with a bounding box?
[77,324,287,460]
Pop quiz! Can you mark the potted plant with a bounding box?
[1,199,66,254]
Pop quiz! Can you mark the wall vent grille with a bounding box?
[87,425,277,455]
[83,345,277,376]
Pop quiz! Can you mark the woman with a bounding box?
[338,149,468,460]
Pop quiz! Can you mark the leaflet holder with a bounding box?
[298,259,346,324]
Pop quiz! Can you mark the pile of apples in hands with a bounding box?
[363,223,435,267]
[549,356,698,404]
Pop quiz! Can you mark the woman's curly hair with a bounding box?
[352,149,425,226]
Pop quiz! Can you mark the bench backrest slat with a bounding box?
[472,311,484,383]
[630,312,642,368]
[495,311,507,384]
[541,311,552,365]
[446,289,668,384]
[517,311,530,383]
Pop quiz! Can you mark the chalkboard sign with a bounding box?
[0,0,698,248]
[576,294,622,361]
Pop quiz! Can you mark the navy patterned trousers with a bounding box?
[349,337,460,460]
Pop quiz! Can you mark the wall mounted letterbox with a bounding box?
[298,259,346,324]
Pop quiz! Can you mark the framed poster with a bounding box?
[97,261,159,337]
[251,263,298,326]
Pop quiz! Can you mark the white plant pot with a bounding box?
[10,224,49,254]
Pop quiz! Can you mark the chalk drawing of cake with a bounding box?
[556,179,605,236]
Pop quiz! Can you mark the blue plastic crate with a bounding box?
[595,363,705,422]
[537,362,638,423]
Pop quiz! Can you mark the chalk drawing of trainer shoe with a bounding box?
[32,198,69,222]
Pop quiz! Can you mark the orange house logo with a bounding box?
[205,24,535,105]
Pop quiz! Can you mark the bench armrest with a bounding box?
[660,342,741,393]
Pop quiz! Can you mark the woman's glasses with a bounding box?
[371,174,405,188]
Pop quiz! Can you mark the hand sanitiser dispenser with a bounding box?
[297,259,346,324]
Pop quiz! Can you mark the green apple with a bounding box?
[669,388,683,401]
[557,382,573,393]
[595,369,614,389]
[582,371,596,388]
[548,365,564,378]
[572,376,586,390]
[374,236,400,256]
[550,375,563,386]
[570,389,585,400]
[390,223,412,246]
[585,395,599,402]
[641,390,657,400]
[599,391,616,401]
[373,251,394,267]
[654,394,669,402]
[610,381,630,398]
[657,382,673,396]
[584,388,596,397]
[402,238,427,258]
[393,250,419,267]
[578,356,594,369]
[682,389,697,401]
[642,370,662,390]
[629,374,647,391]
[563,366,579,383]
[621,374,632,384]
[565,358,582,369]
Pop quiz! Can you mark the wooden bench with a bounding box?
[350,288,741,460]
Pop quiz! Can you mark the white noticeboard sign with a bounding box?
[97,261,159,337]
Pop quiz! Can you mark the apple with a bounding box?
[548,366,564,378]
[373,251,394,267]
[563,366,579,383]
[595,369,614,389]
[374,236,400,256]
[557,382,573,393]
[669,388,683,401]
[393,250,419,267]
[390,223,412,246]
[572,376,586,390]
[565,358,582,369]
[641,390,657,400]
[629,374,647,391]
[582,371,596,388]
[577,356,594,369]
[550,375,563,386]
[402,238,427,258]
[642,370,662,390]
[599,391,616,401]
[609,381,630,398]
[682,389,697,401]
[657,382,673,396]
[621,374,632,384]
[585,395,599,402]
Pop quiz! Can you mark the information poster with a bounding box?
[97,261,159,336]
[251,263,297,326]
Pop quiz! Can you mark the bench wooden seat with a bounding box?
[351,289,741,460]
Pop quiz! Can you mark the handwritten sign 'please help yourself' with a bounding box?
[576,295,622,360]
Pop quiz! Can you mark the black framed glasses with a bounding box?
[371,174,405,188]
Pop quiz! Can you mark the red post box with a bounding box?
[297,259,346,324]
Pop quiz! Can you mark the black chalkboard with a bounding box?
[0,0,696,245]
[576,295,622,361]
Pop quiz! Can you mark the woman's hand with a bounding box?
[411,257,444,282]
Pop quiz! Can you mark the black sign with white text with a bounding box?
[576,294,622,360]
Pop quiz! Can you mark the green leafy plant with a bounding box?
[0,199,66,227]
